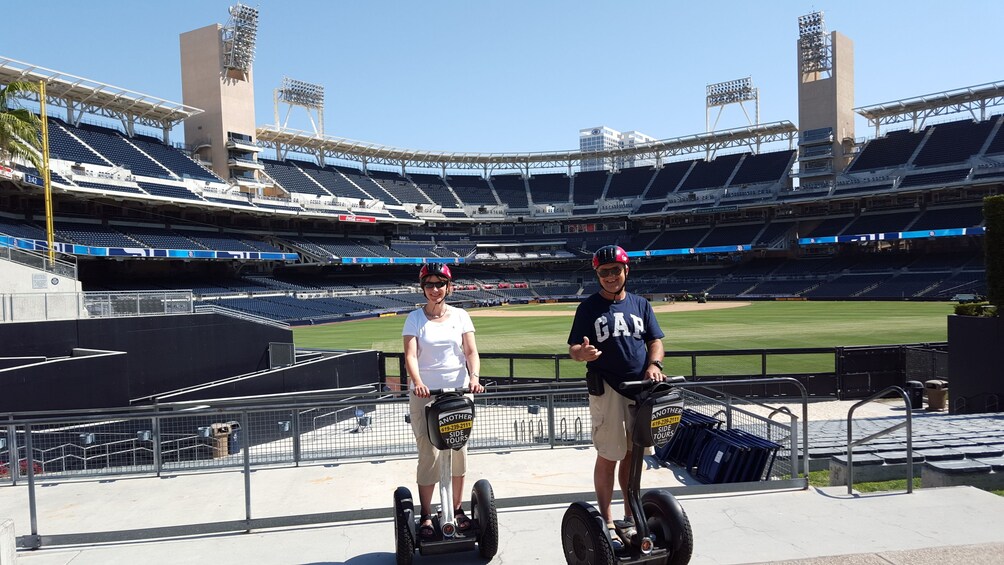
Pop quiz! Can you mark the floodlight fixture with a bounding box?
[798,11,825,37]
[706,76,760,133]
[707,77,757,108]
[278,77,325,109]
[798,11,832,76]
[222,3,259,75]
[274,76,325,134]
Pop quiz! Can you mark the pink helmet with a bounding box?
[419,263,453,281]
[591,245,629,270]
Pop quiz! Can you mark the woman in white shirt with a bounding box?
[402,263,484,540]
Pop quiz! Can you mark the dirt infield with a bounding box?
[468,301,752,317]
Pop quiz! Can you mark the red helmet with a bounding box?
[419,263,453,281]
[592,245,629,270]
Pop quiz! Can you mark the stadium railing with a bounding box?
[1,381,805,549]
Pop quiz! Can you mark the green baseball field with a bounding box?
[292,300,953,378]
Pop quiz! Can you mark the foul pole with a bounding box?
[38,80,54,263]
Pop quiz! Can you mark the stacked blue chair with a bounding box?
[655,409,722,467]
[693,428,782,484]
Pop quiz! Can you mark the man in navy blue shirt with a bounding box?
[567,245,666,549]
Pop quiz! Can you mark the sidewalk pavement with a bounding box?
[3,444,1004,564]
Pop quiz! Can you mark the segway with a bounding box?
[394,387,499,565]
[562,377,694,565]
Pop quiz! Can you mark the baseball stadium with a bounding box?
[1,4,1003,564]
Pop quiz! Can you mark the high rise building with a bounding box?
[579,126,656,172]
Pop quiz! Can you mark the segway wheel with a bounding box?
[561,502,615,565]
[642,489,693,565]
[471,478,499,559]
[394,486,415,565]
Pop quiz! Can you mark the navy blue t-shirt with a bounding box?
[567,292,665,390]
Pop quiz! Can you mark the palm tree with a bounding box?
[0,80,43,172]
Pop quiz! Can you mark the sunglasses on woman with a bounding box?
[422,281,449,289]
[596,266,624,278]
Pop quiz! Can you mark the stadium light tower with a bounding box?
[706,76,759,132]
[222,3,259,81]
[706,76,759,158]
[274,77,325,136]
[798,11,831,79]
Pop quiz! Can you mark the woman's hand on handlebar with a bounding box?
[412,381,430,398]
[469,380,485,394]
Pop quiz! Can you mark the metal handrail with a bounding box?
[5,383,803,549]
[846,385,913,494]
[673,377,811,479]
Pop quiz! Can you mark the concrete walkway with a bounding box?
[3,444,1004,564]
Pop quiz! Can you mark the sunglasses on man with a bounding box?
[596,266,624,278]
[422,281,449,289]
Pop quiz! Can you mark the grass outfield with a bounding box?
[293,301,952,377]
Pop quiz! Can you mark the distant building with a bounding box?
[579,126,656,171]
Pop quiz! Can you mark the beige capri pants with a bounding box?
[409,393,469,486]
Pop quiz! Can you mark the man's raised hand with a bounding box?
[578,336,602,362]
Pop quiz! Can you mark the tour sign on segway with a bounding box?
[562,377,694,565]
[393,387,499,565]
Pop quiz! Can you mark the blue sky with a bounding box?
[3,1,1003,154]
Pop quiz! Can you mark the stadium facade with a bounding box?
[0,7,998,326]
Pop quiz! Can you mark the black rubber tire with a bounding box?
[642,489,694,565]
[394,486,415,565]
[560,502,615,565]
[471,479,499,559]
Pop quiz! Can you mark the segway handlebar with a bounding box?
[427,387,472,396]
[618,376,686,395]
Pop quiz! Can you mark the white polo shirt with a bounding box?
[402,305,475,390]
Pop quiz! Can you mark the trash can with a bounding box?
[210,423,231,458]
[905,381,924,410]
[227,421,242,455]
[925,380,948,411]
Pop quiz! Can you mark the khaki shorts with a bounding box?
[409,394,468,486]
[589,380,636,462]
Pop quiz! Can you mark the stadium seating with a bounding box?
[261,159,330,197]
[447,175,497,205]
[72,123,172,178]
[679,153,743,192]
[572,170,609,205]
[54,222,139,248]
[45,118,110,166]
[368,169,430,204]
[527,173,570,204]
[409,173,460,207]
[728,150,796,186]
[491,175,530,208]
[604,166,657,199]
[912,119,997,167]
[848,129,926,172]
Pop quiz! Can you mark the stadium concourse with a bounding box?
[4,426,1004,565]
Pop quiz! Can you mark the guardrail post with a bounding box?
[24,424,39,548]
[241,410,252,531]
[546,393,556,447]
[153,406,162,477]
[292,409,301,466]
[691,353,697,379]
[5,418,15,487]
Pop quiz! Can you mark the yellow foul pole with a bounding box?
[38,80,54,263]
